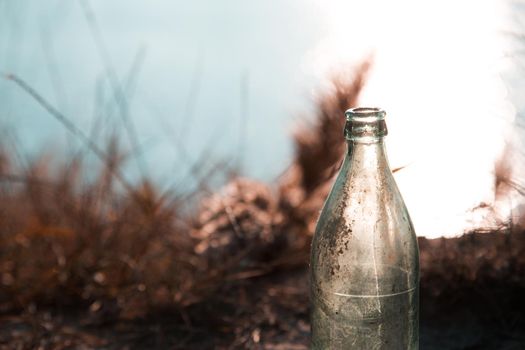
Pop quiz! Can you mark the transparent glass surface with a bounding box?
[310,108,419,349]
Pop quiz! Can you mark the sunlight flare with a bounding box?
[307,0,515,237]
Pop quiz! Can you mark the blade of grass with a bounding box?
[236,70,249,174]
[78,0,148,179]
[4,73,142,204]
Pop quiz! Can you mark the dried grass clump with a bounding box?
[0,139,203,319]
[419,232,525,297]
[278,61,371,240]
[192,178,283,262]
[289,61,371,194]
[494,142,525,232]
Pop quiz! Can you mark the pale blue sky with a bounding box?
[0,0,322,186]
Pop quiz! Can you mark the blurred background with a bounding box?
[2,0,523,237]
[0,0,318,184]
[0,0,524,349]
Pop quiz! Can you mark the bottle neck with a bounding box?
[345,139,390,175]
[344,107,387,143]
[343,107,390,174]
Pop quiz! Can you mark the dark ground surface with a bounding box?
[2,233,525,350]
[1,269,525,350]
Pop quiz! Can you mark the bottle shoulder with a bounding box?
[311,165,420,295]
[314,167,416,240]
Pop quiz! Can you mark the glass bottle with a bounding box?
[310,107,419,349]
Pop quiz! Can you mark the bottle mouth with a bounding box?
[344,107,388,141]
[345,107,386,121]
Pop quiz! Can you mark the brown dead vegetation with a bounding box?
[1,61,524,349]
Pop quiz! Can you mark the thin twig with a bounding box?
[0,174,51,185]
[502,177,525,197]
[4,73,140,202]
[177,55,204,143]
[237,70,249,173]
[147,98,228,197]
[78,0,147,179]
[392,163,412,173]
[80,46,148,161]
[39,22,68,115]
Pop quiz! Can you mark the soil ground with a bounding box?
[2,233,525,349]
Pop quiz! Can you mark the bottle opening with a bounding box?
[344,107,388,141]
[345,107,386,121]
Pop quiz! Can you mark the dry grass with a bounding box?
[1,61,525,349]
[0,138,198,315]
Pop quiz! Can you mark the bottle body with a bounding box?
[310,108,419,349]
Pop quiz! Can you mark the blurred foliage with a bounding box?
[1,61,524,349]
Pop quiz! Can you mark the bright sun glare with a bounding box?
[307,0,516,238]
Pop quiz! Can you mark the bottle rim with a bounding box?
[345,107,386,121]
[344,107,388,141]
